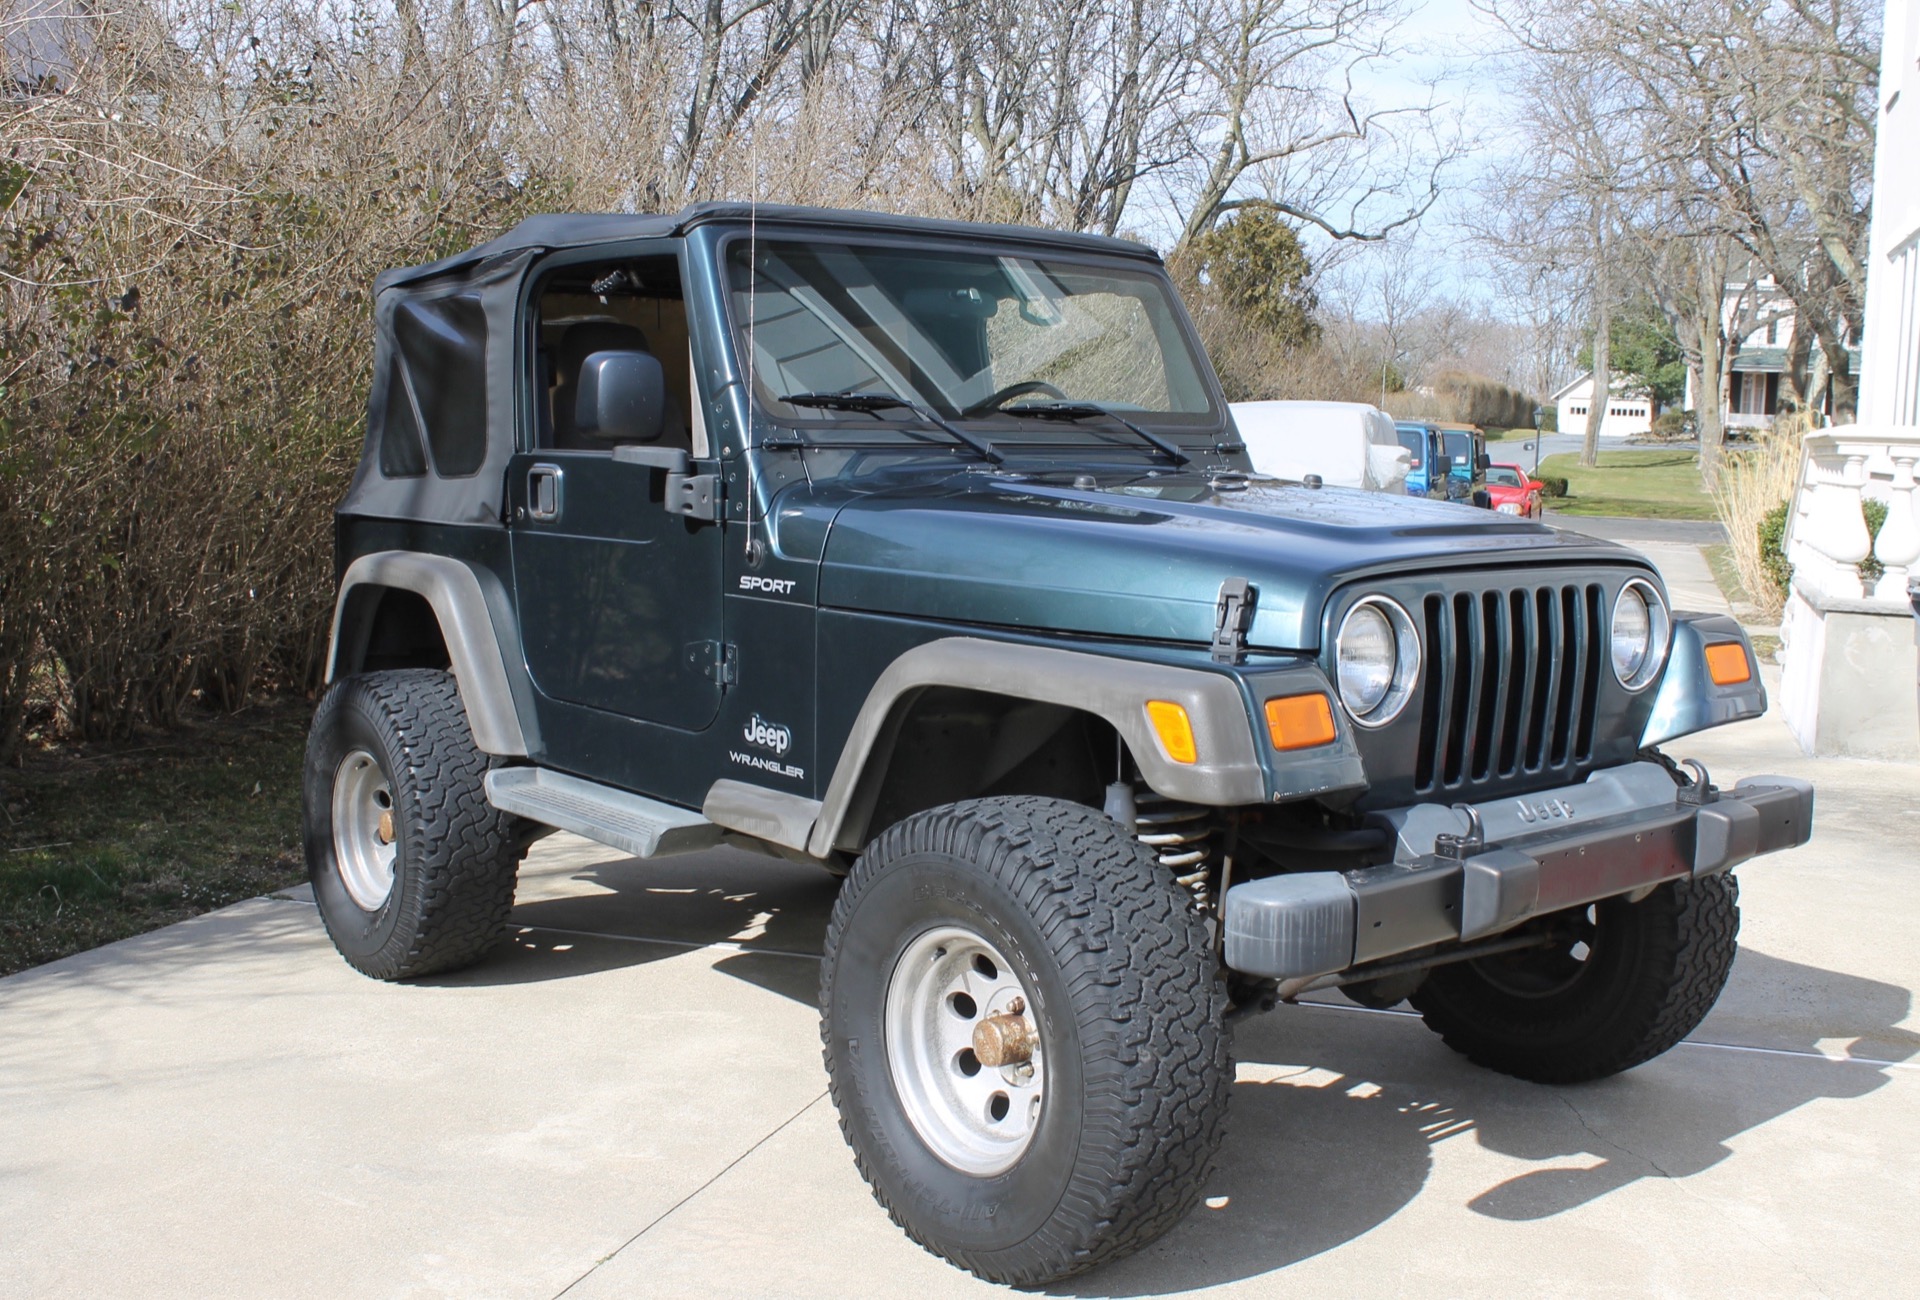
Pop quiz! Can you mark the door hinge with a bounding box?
[1211,577,1257,665]
[667,471,722,522]
[686,640,737,685]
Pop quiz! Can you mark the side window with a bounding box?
[375,354,427,477]
[533,254,693,452]
[393,294,488,477]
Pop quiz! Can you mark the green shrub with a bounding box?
[1758,501,1793,604]
[1860,498,1889,585]
[1538,406,1558,434]
[1652,408,1694,439]
[1536,475,1570,499]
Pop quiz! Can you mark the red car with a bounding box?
[1486,462,1544,517]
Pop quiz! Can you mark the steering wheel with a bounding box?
[961,380,1069,417]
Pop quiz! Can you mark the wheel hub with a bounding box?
[884,925,1045,1177]
[331,749,398,911]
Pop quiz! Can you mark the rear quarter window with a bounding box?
[393,294,489,477]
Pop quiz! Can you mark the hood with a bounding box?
[806,473,1648,651]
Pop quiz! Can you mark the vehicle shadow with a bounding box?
[1055,946,1916,1298]
[413,842,837,996]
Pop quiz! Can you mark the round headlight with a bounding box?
[1338,605,1394,714]
[1335,597,1420,726]
[1610,579,1669,690]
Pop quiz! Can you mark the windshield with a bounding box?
[1487,466,1522,487]
[725,238,1217,437]
[1443,431,1475,466]
[1394,428,1424,466]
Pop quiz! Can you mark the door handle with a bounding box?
[527,464,563,522]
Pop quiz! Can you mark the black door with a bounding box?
[507,242,725,739]
[508,450,725,732]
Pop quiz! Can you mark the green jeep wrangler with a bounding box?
[306,204,1813,1284]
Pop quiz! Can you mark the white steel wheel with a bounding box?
[331,748,398,911]
[884,924,1045,1177]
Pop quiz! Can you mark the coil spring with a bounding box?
[1133,791,1219,909]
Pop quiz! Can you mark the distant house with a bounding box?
[1549,373,1652,439]
[1683,269,1861,429]
[3,0,94,96]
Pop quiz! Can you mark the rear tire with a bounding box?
[1410,874,1739,1083]
[302,669,522,980]
[820,797,1230,1285]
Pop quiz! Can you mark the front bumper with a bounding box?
[1222,761,1814,981]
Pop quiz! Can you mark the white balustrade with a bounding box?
[1872,448,1920,600]
[1787,425,1920,604]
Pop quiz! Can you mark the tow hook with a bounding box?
[972,997,1038,1067]
[1676,758,1718,807]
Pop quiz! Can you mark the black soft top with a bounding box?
[374,202,1159,292]
[345,204,1162,527]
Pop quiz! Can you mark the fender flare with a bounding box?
[806,637,1269,858]
[1639,612,1767,748]
[326,551,531,757]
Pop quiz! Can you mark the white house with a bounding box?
[1680,267,1863,429]
[1549,373,1652,438]
[1778,0,1920,759]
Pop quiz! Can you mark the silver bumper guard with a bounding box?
[1222,761,1815,981]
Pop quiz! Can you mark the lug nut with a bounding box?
[377,811,396,845]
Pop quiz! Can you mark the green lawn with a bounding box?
[1536,450,1717,521]
[1485,427,1542,442]
[0,699,307,975]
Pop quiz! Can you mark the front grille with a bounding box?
[1412,582,1605,794]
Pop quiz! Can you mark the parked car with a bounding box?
[307,203,1812,1287]
[1393,420,1450,500]
[1435,420,1493,508]
[1229,400,1410,493]
[1486,461,1545,517]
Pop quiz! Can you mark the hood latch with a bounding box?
[1211,578,1257,665]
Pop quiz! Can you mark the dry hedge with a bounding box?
[1,0,1463,757]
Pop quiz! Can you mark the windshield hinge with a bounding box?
[1211,578,1257,665]
[686,640,738,686]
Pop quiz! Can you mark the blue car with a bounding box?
[1396,420,1491,507]
[1394,421,1449,500]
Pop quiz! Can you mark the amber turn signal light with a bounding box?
[1146,700,1198,764]
[1704,642,1752,686]
[1265,693,1337,751]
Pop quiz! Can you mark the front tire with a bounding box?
[302,669,522,980]
[1410,874,1739,1083]
[820,797,1230,1285]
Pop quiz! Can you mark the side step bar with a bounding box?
[485,768,723,859]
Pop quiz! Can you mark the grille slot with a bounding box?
[1415,582,1605,796]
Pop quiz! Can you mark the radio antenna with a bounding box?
[742,138,761,560]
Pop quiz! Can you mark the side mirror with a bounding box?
[1478,452,1492,472]
[1432,452,1454,477]
[574,350,666,445]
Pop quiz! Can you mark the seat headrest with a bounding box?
[557,321,651,378]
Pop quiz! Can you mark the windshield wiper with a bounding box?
[998,401,1191,465]
[777,390,1003,463]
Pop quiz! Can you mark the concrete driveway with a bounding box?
[4,607,1916,1297]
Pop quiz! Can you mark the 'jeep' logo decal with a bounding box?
[743,713,792,756]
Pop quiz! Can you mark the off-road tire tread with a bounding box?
[1410,873,1739,1084]
[820,796,1231,1285]
[309,669,521,980]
